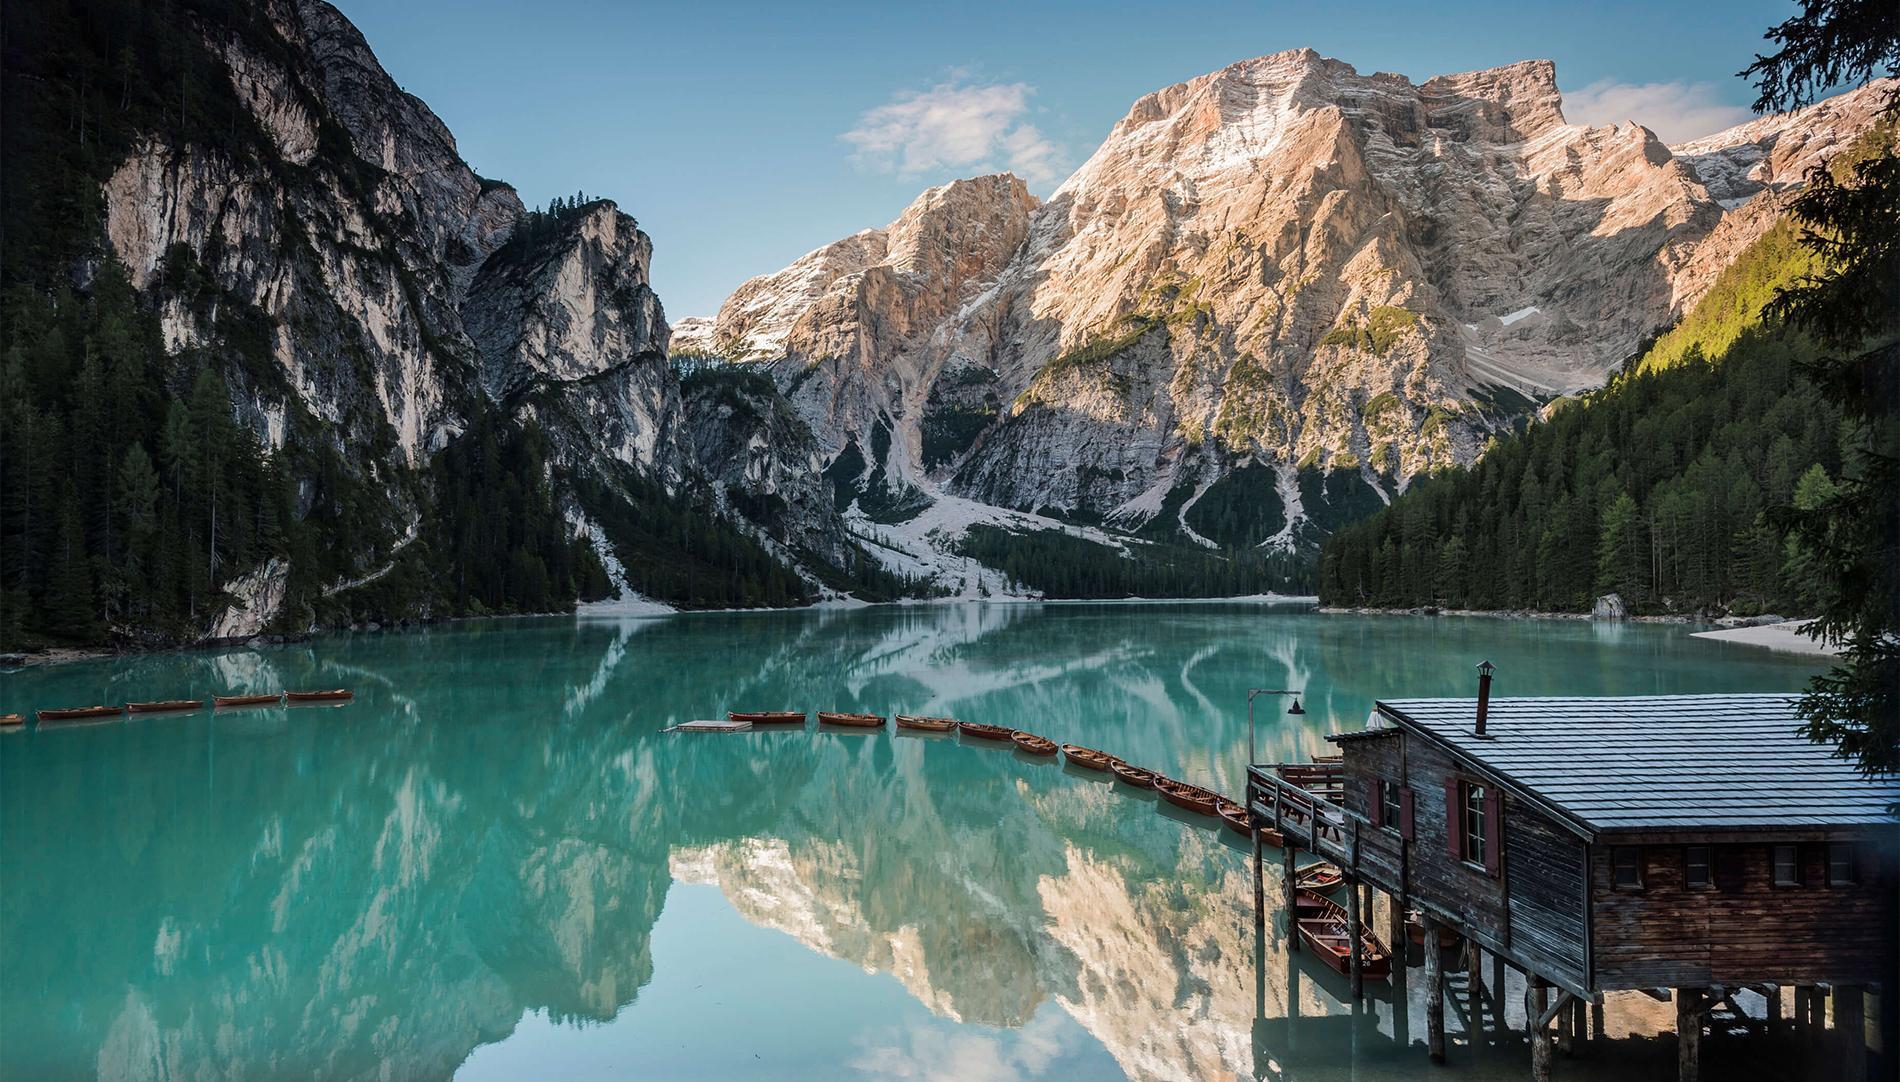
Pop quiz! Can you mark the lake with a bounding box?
[0,604,1836,1080]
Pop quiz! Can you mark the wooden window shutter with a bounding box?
[1446,779,1464,861]
[1370,779,1385,828]
[1483,788,1503,877]
[1399,787,1415,840]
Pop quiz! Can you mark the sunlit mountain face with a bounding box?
[0,605,1826,1080]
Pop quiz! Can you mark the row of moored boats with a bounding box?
[724,708,1390,979]
[2,689,353,728]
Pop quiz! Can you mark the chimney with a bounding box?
[1475,660,1496,737]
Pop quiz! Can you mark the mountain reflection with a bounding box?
[0,605,1816,1080]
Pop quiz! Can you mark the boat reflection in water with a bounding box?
[0,604,1831,1080]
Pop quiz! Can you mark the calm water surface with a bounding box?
[0,604,1829,1080]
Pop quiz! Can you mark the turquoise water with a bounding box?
[0,605,1831,1080]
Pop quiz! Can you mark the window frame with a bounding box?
[1380,781,1402,835]
[1612,846,1644,889]
[1827,843,1857,887]
[1461,781,1488,872]
[1683,845,1712,890]
[1772,843,1801,887]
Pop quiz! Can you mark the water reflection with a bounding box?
[0,605,1823,1080]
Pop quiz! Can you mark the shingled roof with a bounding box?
[1360,694,1900,836]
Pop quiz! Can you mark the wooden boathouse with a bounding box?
[1247,672,1899,1080]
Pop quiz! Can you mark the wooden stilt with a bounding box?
[1592,998,1605,1051]
[1347,875,1364,999]
[1813,984,1829,1042]
[1837,985,1866,1082]
[1765,983,1782,1036]
[1282,842,1299,952]
[1557,995,1576,1057]
[1387,890,1407,977]
[1465,938,1483,1037]
[1677,987,1702,1082]
[1530,978,1553,1082]
[1795,986,1811,1042]
[1423,913,1446,1063]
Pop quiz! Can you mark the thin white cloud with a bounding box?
[842,76,1068,189]
[1565,79,1754,144]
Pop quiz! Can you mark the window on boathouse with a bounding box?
[1772,843,1801,887]
[1462,782,1488,869]
[1828,843,1857,886]
[1613,846,1643,888]
[1683,845,1711,889]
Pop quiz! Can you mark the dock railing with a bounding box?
[1248,761,1353,864]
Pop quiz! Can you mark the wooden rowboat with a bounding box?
[0,713,23,728]
[1060,744,1115,771]
[818,711,885,728]
[126,699,204,714]
[1155,778,1221,817]
[1109,760,1156,788]
[1011,731,1058,756]
[1257,822,1287,848]
[729,710,806,724]
[1296,890,1391,979]
[286,689,353,702]
[895,714,958,732]
[37,705,122,722]
[1216,798,1254,838]
[958,721,1014,741]
[1295,862,1344,892]
[214,693,282,708]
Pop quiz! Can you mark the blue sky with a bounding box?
[334,0,1799,318]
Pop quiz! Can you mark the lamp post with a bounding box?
[1247,687,1305,767]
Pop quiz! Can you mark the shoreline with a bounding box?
[3,593,1324,669]
[1315,605,1693,624]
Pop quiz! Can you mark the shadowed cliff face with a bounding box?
[702,53,1892,542]
[0,606,1826,1080]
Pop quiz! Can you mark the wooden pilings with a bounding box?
[1676,987,1704,1082]
[1837,984,1866,1082]
[1347,875,1364,998]
[1282,841,1298,952]
[1530,978,1553,1082]
[1466,938,1484,1036]
[1422,912,1446,1062]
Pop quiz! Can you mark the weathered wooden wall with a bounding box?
[1590,837,1896,989]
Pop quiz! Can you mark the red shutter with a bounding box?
[1370,779,1385,828]
[1399,787,1415,841]
[1483,788,1503,877]
[1446,780,1464,861]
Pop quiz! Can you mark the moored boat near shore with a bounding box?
[1109,760,1156,788]
[214,693,282,708]
[729,710,806,724]
[1010,731,1058,756]
[1155,778,1220,817]
[1295,890,1391,979]
[0,713,23,728]
[1060,744,1114,771]
[1294,862,1344,892]
[36,705,122,722]
[126,699,204,714]
[957,721,1014,741]
[1216,798,1253,837]
[894,714,957,732]
[286,689,353,703]
[817,711,884,728]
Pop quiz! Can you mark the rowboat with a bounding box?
[1257,822,1287,848]
[37,705,122,722]
[0,714,23,728]
[1216,798,1254,838]
[1295,862,1344,892]
[1011,731,1058,756]
[894,714,958,732]
[126,699,204,714]
[1406,909,1459,948]
[1060,744,1115,771]
[817,711,884,728]
[729,710,806,724]
[1296,891,1391,978]
[958,721,1014,741]
[1109,760,1157,788]
[673,718,752,732]
[214,693,282,707]
[286,689,352,702]
[1155,778,1220,817]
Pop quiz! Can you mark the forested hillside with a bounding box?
[1317,214,1854,617]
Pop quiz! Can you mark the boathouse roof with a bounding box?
[1354,693,1900,835]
